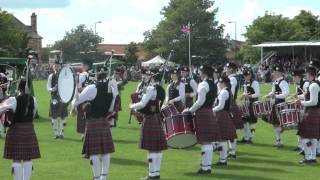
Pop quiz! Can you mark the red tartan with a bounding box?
[230,103,244,129]
[242,102,258,123]
[140,114,168,151]
[4,123,40,160]
[298,108,320,139]
[268,105,280,126]
[82,118,115,157]
[76,105,85,134]
[49,101,68,119]
[195,108,221,143]
[216,111,237,141]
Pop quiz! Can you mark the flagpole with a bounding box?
[188,22,192,78]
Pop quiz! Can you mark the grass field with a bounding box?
[0,81,320,180]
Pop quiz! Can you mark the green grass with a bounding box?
[0,81,319,180]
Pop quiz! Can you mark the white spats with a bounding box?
[12,162,23,180]
[229,139,237,155]
[218,141,228,162]
[90,155,101,179]
[148,153,158,177]
[200,145,213,170]
[52,119,59,136]
[274,126,283,145]
[23,161,33,180]
[101,154,111,180]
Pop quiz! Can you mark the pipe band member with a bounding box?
[164,68,185,112]
[180,66,197,108]
[130,69,167,180]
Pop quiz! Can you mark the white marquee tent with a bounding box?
[141,55,175,67]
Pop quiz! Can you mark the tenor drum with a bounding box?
[161,104,179,118]
[239,102,249,118]
[58,66,76,104]
[253,100,272,117]
[278,109,301,130]
[164,112,197,149]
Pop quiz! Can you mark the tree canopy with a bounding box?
[143,0,225,65]
[124,42,139,65]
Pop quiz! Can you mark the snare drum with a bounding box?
[287,101,303,110]
[161,104,179,118]
[239,102,249,118]
[275,102,288,116]
[253,100,272,117]
[279,109,301,130]
[164,112,197,149]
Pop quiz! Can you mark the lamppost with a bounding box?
[228,21,237,41]
[94,21,102,35]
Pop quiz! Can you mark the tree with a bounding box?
[124,42,138,65]
[53,24,103,62]
[143,0,225,65]
[0,9,29,57]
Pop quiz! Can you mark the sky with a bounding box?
[1,0,320,47]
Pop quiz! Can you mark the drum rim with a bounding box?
[57,65,76,104]
[167,133,197,149]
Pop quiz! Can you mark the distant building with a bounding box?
[96,44,146,61]
[224,34,243,60]
[13,12,42,63]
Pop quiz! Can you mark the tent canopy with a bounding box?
[141,55,174,67]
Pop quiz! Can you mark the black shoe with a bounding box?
[273,144,284,149]
[215,161,227,166]
[197,169,211,174]
[228,153,237,159]
[293,147,302,152]
[247,140,253,144]
[239,139,248,144]
[310,159,317,163]
[317,153,320,157]
[60,135,64,139]
[54,136,59,139]
[140,176,160,180]
[299,151,305,156]
[299,159,312,164]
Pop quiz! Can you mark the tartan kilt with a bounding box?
[140,113,168,151]
[230,103,244,129]
[194,108,221,143]
[185,97,194,108]
[76,105,85,134]
[242,102,258,123]
[82,117,115,157]
[4,123,40,160]
[268,105,280,126]
[298,108,320,139]
[216,111,237,141]
[49,100,68,119]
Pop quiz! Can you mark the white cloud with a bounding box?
[274,7,320,18]
[127,0,169,12]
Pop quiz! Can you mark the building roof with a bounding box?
[253,41,320,48]
[13,16,42,39]
[96,44,146,60]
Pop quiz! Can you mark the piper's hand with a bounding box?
[212,111,216,117]
[182,108,190,114]
[52,85,58,92]
[168,100,174,104]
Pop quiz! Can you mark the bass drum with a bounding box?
[58,66,76,104]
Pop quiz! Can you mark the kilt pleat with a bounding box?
[194,108,221,143]
[242,102,258,123]
[230,103,244,129]
[76,105,85,134]
[268,105,280,126]
[216,111,237,141]
[49,101,68,119]
[298,108,320,139]
[4,123,40,160]
[82,118,115,157]
[140,113,167,151]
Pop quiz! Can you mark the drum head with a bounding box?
[167,134,197,149]
[58,66,75,103]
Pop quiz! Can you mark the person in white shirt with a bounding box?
[265,65,290,148]
[1,79,39,180]
[180,66,198,108]
[225,62,243,158]
[164,69,185,112]
[47,60,68,139]
[297,66,320,164]
[292,69,309,152]
[130,69,167,179]
[72,72,116,180]
[212,76,237,166]
[183,65,221,174]
[240,69,260,144]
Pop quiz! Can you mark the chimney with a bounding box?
[31,12,37,32]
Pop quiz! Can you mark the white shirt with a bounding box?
[79,72,89,87]
[268,77,290,99]
[165,81,185,104]
[244,80,260,98]
[301,82,320,107]
[131,85,157,110]
[212,88,229,112]
[182,78,198,97]
[0,96,37,116]
[72,83,116,112]
[228,74,237,96]
[109,78,119,97]
[297,81,310,100]
[189,80,209,113]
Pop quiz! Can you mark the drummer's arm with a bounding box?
[111,79,119,96]
[108,87,117,112]
[275,81,290,99]
[189,83,208,113]
[0,97,17,114]
[212,90,228,112]
[250,81,260,98]
[33,97,38,117]
[301,83,319,106]
[46,74,54,92]
[173,83,185,102]
[130,87,153,110]
[189,79,198,97]
[72,85,96,108]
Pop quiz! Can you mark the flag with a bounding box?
[182,23,190,34]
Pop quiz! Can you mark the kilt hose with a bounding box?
[140,113,168,151]
[194,108,221,143]
[49,101,68,119]
[298,108,320,139]
[230,103,244,129]
[216,111,237,141]
[76,105,85,134]
[4,122,40,160]
[242,101,258,124]
[82,117,115,157]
